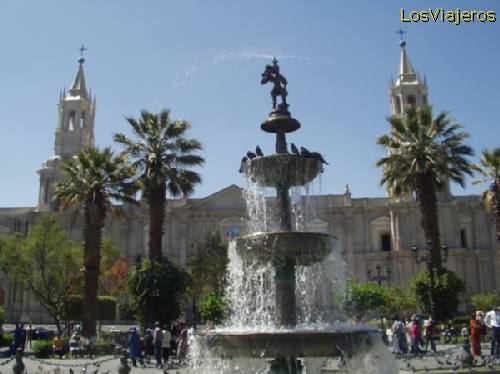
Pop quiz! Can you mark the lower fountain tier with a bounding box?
[235,232,333,266]
[243,154,321,188]
[202,328,378,358]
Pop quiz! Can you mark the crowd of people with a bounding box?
[389,305,500,359]
[127,320,194,369]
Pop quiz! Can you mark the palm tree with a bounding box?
[114,110,204,260]
[53,147,137,337]
[472,148,500,242]
[376,106,474,266]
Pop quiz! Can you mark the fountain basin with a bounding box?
[202,328,378,358]
[235,232,333,266]
[243,154,321,188]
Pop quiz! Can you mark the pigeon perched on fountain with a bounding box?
[310,151,329,165]
[247,151,256,160]
[256,145,264,157]
[291,143,299,155]
[239,156,248,173]
[300,146,311,157]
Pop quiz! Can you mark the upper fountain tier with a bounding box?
[243,154,321,188]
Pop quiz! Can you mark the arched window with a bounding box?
[407,95,416,108]
[68,111,75,131]
[80,111,85,128]
[44,178,50,204]
[394,96,402,115]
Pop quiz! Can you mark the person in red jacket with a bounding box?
[470,312,483,358]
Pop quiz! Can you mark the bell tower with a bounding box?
[389,37,428,117]
[38,51,96,211]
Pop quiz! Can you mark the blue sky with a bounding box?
[0,1,499,207]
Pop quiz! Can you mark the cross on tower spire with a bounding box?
[395,28,406,41]
[77,44,87,64]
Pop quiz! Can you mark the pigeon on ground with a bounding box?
[309,151,329,165]
[239,156,248,173]
[246,151,256,160]
[291,143,300,155]
[300,146,311,157]
[255,145,264,157]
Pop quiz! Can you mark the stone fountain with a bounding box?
[192,58,392,373]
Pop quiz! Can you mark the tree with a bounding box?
[0,214,82,333]
[343,279,388,322]
[412,267,465,321]
[99,238,129,298]
[53,147,138,337]
[197,290,228,324]
[127,257,188,328]
[472,148,500,242]
[377,106,474,266]
[471,291,500,312]
[382,285,417,319]
[114,110,204,260]
[186,232,228,299]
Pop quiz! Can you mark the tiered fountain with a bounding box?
[192,59,391,373]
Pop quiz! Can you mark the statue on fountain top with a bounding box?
[261,57,288,111]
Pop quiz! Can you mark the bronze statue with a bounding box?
[261,57,288,111]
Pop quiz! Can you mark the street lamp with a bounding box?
[366,264,391,285]
[366,264,391,342]
[411,240,448,316]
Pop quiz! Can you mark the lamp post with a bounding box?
[366,264,391,343]
[366,264,391,286]
[411,240,448,316]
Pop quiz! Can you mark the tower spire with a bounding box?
[68,46,89,100]
[398,39,417,82]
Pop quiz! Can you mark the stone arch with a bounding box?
[371,216,392,251]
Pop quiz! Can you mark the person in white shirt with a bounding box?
[484,306,500,356]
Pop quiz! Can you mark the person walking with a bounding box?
[143,329,154,365]
[153,322,163,368]
[424,317,437,353]
[410,315,423,354]
[127,327,142,367]
[485,305,500,357]
[470,313,483,358]
[162,325,172,367]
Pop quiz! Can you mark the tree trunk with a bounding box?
[82,200,106,338]
[148,183,166,261]
[415,173,442,267]
[496,196,500,242]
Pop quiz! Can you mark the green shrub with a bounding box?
[94,341,115,355]
[33,339,53,358]
[0,332,13,347]
[65,295,117,320]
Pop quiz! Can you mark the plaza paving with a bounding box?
[0,344,499,373]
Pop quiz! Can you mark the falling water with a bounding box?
[224,241,276,329]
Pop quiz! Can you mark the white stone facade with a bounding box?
[0,46,498,323]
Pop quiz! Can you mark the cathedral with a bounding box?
[0,41,498,323]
